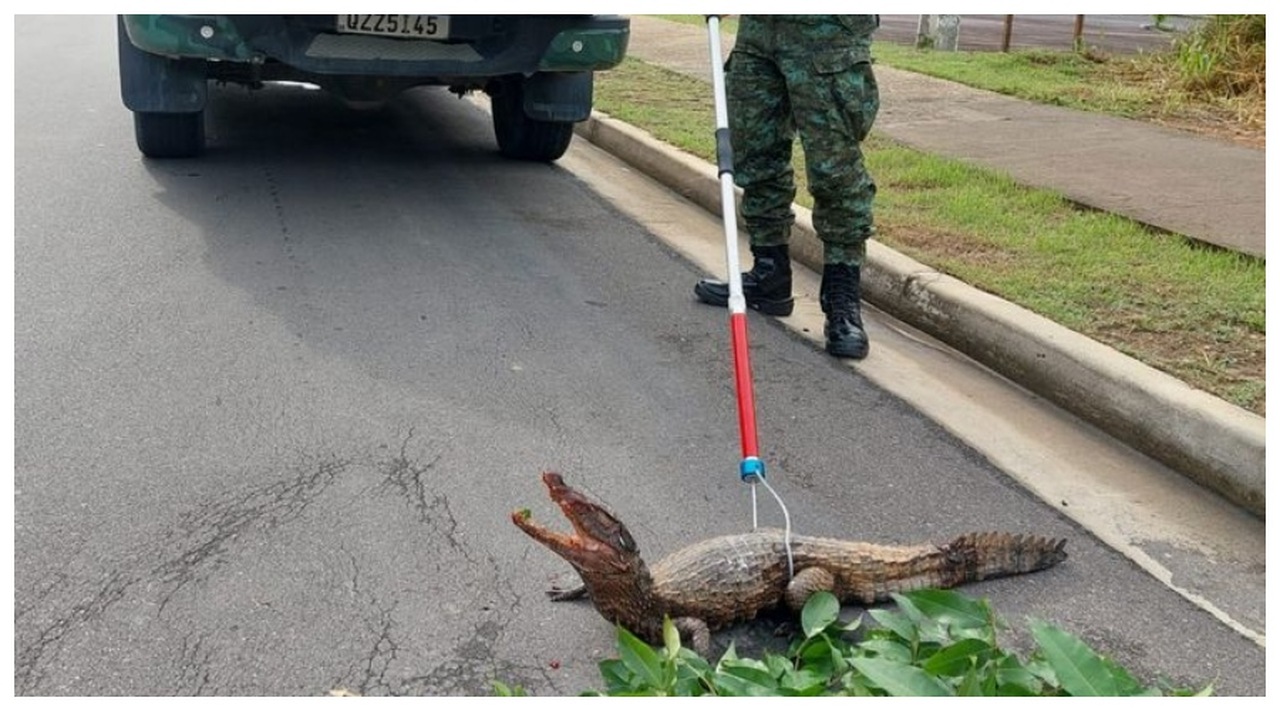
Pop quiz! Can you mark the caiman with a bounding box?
[512,472,1068,654]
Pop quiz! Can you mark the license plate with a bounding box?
[337,15,449,39]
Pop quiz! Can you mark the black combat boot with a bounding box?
[693,244,794,316]
[820,263,869,359]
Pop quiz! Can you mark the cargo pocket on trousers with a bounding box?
[836,15,880,36]
[813,47,878,142]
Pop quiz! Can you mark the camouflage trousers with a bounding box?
[728,15,879,266]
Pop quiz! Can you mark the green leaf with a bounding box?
[851,657,955,696]
[995,682,1041,697]
[1156,675,1214,697]
[1024,655,1060,689]
[868,608,918,642]
[801,591,841,638]
[841,670,879,696]
[662,617,681,660]
[840,614,864,633]
[491,680,525,696]
[957,666,984,696]
[718,641,739,663]
[994,654,1043,695]
[599,658,637,692]
[898,589,993,631]
[921,637,994,676]
[718,658,775,679]
[780,667,830,696]
[891,594,950,645]
[712,662,783,696]
[673,679,710,696]
[672,664,713,696]
[712,673,780,696]
[606,689,662,697]
[858,638,913,662]
[764,653,794,679]
[1030,620,1141,696]
[797,636,843,678]
[615,626,666,689]
[1188,683,1215,697]
[676,646,714,673]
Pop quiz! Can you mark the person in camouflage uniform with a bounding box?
[695,15,880,359]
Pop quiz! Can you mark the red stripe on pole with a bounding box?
[729,312,759,459]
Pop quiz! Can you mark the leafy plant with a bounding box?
[491,680,526,696]
[579,590,1211,697]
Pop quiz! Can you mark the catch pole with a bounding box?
[704,15,793,576]
[706,15,760,483]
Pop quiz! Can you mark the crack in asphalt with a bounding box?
[17,438,544,696]
[322,496,532,697]
[178,629,215,696]
[399,618,549,696]
[375,431,489,570]
[14,568,138,693]
[352,602,401,696]
[326,553,403,697]
[381,543,538,696]
[378,430,447,528]
[14,569,70,623]
[15,455,351,694]
[154,456,351,614]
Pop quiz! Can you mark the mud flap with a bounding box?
[117,16,207,113]
[522,71,593,123]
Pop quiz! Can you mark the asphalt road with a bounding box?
[12,15,1265,696]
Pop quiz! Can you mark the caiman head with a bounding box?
[511,472,658,633]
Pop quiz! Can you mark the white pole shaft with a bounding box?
[706,16,747,315]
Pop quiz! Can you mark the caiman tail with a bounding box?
[942,532,1068,585]
[847,532,1069,604]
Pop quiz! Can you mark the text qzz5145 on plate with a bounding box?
[337,15,449,39]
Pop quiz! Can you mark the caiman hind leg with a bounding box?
[784,567,837,611]
[673,616,713,658]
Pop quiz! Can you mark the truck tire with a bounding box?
[491,79,574,162]
[134,111,205,158]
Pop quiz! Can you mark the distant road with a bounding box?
[875,14,1197,54]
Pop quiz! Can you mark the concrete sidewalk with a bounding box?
[623,15,1266,258]
[575,15,1265,517]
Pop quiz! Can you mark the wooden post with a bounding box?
[1073,15,1085,52]
[1001,15,1013,52]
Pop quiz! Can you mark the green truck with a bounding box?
[117,14,630,161]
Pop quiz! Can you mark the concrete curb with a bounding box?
[574,113,1266,518]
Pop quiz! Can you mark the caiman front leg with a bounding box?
[547,583,588,601]
[784,567,837,611]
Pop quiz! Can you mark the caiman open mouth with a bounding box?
[511,472,638,572]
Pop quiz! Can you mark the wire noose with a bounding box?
[749,475,795,580]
